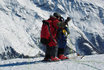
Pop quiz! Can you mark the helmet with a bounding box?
[53,12,61,18]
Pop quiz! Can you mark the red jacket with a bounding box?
[47,16,60,47]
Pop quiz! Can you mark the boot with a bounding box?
[58,54,69,60]
[51,56,60,61]
[58,48,69,60]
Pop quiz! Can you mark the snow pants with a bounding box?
[57,31,67,55]
[44,45,58,59]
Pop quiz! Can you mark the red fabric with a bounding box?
[47,16,60,47]
[41,20,51,40]
[51,56,60,61]
[41,16,60,47]
[58,54,69,60]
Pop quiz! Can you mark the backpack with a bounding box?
[40,20,57,45]
[40,20,50,45]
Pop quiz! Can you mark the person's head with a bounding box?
[53,12,61,20]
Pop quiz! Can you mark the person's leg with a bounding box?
[58,48,69,60]
[50,46,60,61]
[58,40,69,60]
[44,45,51,61]
[58,48,64,56]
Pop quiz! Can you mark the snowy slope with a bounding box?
[0,0,104,59]
[32,0,104,54]
[0,54,104,70]
[0,0,45,59]
[0,0,104,70]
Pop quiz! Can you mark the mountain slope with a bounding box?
[0,0,44,59]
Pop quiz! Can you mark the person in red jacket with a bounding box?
[41,12,70,61]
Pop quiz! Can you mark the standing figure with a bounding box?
[57,17,71,60]
[40,12,71,61]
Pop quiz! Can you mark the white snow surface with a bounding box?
[0,54,104,70]
[0,0,104,57]
[0,0,104,70]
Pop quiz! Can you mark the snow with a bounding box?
[0,0,104,57]
[0,54,104,70]
[0,10,39,56]
[0,0,104,70]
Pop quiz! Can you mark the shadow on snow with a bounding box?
[0,60,42,67]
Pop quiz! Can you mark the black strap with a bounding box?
[51,22,57,32]
[48,23,57,44]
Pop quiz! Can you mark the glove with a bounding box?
[66,17,71,22]
[67,17,71,21]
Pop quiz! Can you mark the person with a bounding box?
[41,12,70,61]
[57,17,71,60]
